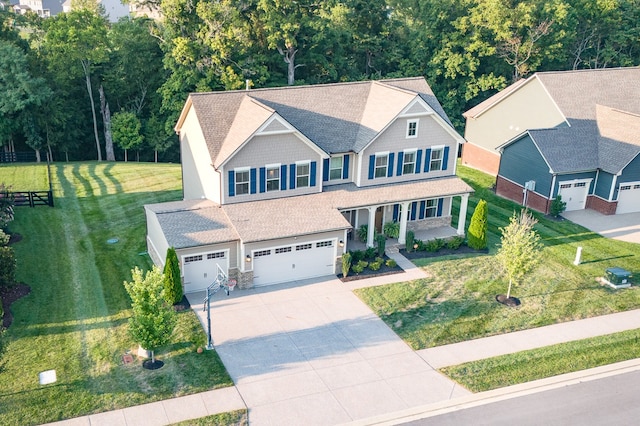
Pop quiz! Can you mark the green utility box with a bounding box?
[604,267,633,289]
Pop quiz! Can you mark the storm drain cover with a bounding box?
[107,238,119,244]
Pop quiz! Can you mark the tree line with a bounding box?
[1,0,638,162]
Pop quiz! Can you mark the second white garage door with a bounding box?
[182,251,229,293]
[252,240,336,286]
[617,182,640,214]
[558,180,590,211]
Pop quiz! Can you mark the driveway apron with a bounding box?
[188,276,469,425]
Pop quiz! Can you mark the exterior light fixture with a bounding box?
[246,255,252,262]
[339,240,344,247]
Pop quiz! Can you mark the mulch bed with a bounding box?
[142,359,165,370]
[338,254,404,282]
[496,294,521,307]
[400,245,489,260]
[1,283,31,329]
[173,295,191,312]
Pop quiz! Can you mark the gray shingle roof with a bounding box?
[182,78,455,167]
[148,177,473,246]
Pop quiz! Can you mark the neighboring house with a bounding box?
[462,67,640,215]
[61,0,129,21]
[145,78,474,291]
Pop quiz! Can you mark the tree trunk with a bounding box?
[124,149,128,162]
[506,278,513,299]
[81,60,102,161]
[35,149,41,163]
[151,350,155,364]
[154,150,158,163]
[99,85,115,161]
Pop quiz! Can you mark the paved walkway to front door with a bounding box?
[188,268,469,425]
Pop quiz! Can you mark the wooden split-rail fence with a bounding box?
[10,191,54,208]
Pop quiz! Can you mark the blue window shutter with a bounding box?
[290,164,296,189]
[259,167,266,193]
[388,153,395,177]
[228,171,235,197]
[396,151,404,176]
[310,161,317,186]
[368,155,375,179]
[250,168,257,194]
[437,198,443,216]
[415,149,422,174]
[410,202,418,221]
[280,165,287,190]
[323,158,330,181]
[424,149,431,172]
[419,200,426,220]
[393,204,399,222]
[342,155,349,179]
[443,146,450,170]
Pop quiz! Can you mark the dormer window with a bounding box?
[407,119,419,138]
[329,156,343,180]
[266,165,280,191]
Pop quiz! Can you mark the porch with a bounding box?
[346,224,460,252]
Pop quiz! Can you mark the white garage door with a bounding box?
[558,180,590,211]
[617,182,640,214]
[252,240,336,286]
[182,251,229,293]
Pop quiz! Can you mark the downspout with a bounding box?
[608,174,618,201]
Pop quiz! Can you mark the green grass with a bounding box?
[356,163,640,349]
[441,329,640,392]
[0,162,51,190]
[0,162,233,426]
[171,409,248,425]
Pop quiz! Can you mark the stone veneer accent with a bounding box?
[461,143,501,176]
[229,268,254,289]
[586,195,617,215]
[407,216,452,232]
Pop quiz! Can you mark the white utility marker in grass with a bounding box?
[39,370,56,385]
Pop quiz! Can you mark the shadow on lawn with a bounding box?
[580,254,636,264]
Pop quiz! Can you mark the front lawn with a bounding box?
[441,329,640,392]
[355,164,640,349]
[0,162,233,426]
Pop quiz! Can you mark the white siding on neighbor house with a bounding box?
[181,107,221,203]
[145,209,170,268]
[464,77,565,153]
[359,114,458,187]
[223,132,323,204]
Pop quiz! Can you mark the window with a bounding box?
[316,241,333,248]
[235,169,250,195]
[574,182,586,188]
[266,165,280,191]
[407,119,419,138]
[296,243,312,251]
[275,247,292,254]
[254,250,271,258]
[620,185,631,191]
[296,162,310,188]
[403,150,417,174]
[634,185,640,189]
[430,148,443,171]
[207,252,225,259]
[184,255,203,263]
[560,183,572,189]
[375,154,388,178]
[329,156,343,180]
[424,199,438,218]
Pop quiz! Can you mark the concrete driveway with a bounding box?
[562,210,640,244]
[188,276,468,425]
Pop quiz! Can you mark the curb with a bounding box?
[345,358,640,425]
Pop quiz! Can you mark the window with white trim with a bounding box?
[375,153,388,178]
[254,250,271,257]
[574,182,586,188]
[207,252,225,259]
[275,247,292,254]
[620,185,631,190]
[424,199,438,218]
[266,165,280,191]
[329,156,343,180]
[235,169,250,195]
[296,162,310,188]
[184,255,203,263]
[316,241,333,248]
[406,119,419,138]
[430,148,444,171]
[560,183,572,189]
[403,150,417,174]
[296,243,312,251]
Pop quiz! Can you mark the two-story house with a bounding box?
[145,78,473,291]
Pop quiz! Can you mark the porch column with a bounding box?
[367,206,376,247]
[457,193,469,236]
[398,201,410,244]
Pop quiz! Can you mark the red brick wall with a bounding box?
[461,143,501,176]
[586,195,617,215]
[496,176,550,214]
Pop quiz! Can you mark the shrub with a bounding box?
[416,240,428,251]
[341,252,352,277]
[0,230,9,246]
[376,234,386,256]
[351,260,368,274]
[383,221,400,238]
[425,239,441,252]
[375,256,384,263]
[467,199,488,250]
[446,236,464,250]
[406,230,415,252]
[0,246,16,287]
[357,225,368,243]
[350,250,364,263]
[364,247,377,260]
[0,185,15,230]
[385,259,397,268]
[163,247,183,305]
[550,195,567,217]
[434,238,446,250]
[369,260,382,271]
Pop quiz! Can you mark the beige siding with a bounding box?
[223,133,323,203]
[145,208,170,267]
[181,107,221,203]
[359,114,458,186]
[464,78,565,152]
[323,153,354,187]
[176,242,239,270]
